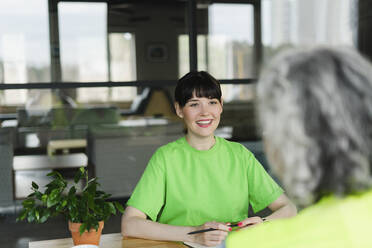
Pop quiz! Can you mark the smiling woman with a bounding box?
[121,71,297,247]
[174,72,223,148]
[175,95,222,146]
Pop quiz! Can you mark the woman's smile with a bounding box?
[175,94,223,140]
[196,119,213,128]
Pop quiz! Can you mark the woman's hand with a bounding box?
[191,221,231,247]
[236,216,265,230]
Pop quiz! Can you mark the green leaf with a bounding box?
[46,171,57,177]
[41,194,48,203]
[102,193,112,199]
[107,202,116,215]
[34,191,43,200]
[83,178,97,193]
[70,195,77,207]
[47,198,57,208]
[27,209,35,222]
[68,186,76,197]
[114,202,125,213]
[22,199,35,209]
[35,209,40,221]
[96,190,105,196]
[56,178,67,188]
[27,192,35,198]
[47,190,60,208]
[31,181,39,189]
[39,209,51,223]
[55,171,64,180]
[74,170,82,183]
[55,204,63,212]
[40,215,48,223]
[79,223,87,235]
[87,197,95,210]
[16,209,28,221]
[46,171,63,180]
[87,184,97,195]
[49,188,60,200]
[86,177,97,185]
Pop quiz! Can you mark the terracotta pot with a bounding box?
[68,221,104,246]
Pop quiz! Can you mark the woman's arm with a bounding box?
[237,193,297,227]
[266,193,297,220]
[121,206,231,246]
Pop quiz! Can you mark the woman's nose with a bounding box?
[200,103,210,115]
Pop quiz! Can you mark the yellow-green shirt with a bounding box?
[227,190,372,248]
[127,136,283,226]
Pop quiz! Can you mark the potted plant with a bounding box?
[17,167,124,246]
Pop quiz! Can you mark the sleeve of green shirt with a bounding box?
[126,148,166,221]
[245,148,284,213]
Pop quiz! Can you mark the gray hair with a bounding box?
[258,47,372,207]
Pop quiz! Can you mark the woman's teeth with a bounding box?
[196,120,212,125]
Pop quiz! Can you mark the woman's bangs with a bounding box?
[194,83,221,100]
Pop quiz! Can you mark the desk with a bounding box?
[48,139,87,156]
[29,233,186,248]
[13,153,87,199]
[13,153,87,171]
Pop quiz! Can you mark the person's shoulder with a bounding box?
[227,199,342,248]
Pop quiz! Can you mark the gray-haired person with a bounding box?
[227,47,372,248]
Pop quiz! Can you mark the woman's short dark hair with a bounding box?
[175,71,222,107]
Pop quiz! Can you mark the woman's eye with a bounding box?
[189,103,198,107]
[210,101,218,105]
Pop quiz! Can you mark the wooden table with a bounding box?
[29,233,186,248]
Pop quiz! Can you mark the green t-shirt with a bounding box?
[127,136,283,226]
[226,190,372,248]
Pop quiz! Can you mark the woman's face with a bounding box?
[175,93,223,140]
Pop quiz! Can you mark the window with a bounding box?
[59,2,109,103]
[178,35,207,77]
[179,3,256,102]
[58,2,138,103]
[208,4,255,80]
[0,0,51,106]
[261,0,356,63]
[109,33,137,101]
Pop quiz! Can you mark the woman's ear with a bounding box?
[174,102,183,118]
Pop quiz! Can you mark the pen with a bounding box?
[187,219,267,235]
[228,223,239,227]
[187,228,216,235]
[187,223,238,235]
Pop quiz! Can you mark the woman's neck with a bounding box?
[185,134,216,151]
